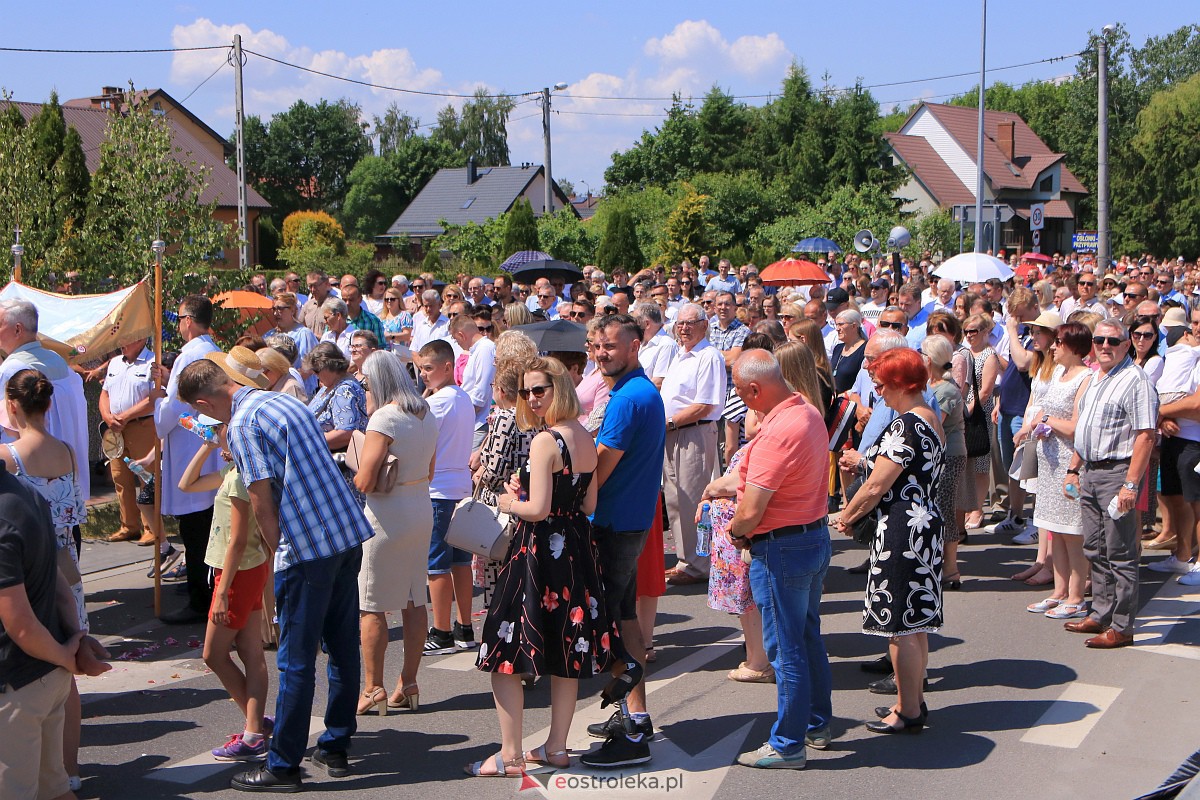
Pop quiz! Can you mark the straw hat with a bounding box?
[1028,311,1062,331]
[204,346,269,389]
[1161,306,1189,329]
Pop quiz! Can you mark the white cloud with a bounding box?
[645,20,790,78]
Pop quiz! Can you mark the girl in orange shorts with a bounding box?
[179,425,273,762]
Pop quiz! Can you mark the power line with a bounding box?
[242,47,533,100]
[0,45,228,54]
[179,59,228,104]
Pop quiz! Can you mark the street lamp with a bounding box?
[543,82,569,217]
[1097,25,1115,269]
[11,226,23,283]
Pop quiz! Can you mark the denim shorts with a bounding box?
[427,497,473,574]
[594,526,649,621]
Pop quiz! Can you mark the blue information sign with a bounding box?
[1072,231,1099,253]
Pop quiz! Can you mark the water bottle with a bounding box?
[696,503,713,558]
[1064,481,1080,500]
[123,457,153,485]
[1107,494,1129,521]
[179,414,218,444]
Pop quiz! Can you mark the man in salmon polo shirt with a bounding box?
[704,349,833,770]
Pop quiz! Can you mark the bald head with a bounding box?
[732,349,793,413]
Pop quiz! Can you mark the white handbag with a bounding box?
[445,486,514,561]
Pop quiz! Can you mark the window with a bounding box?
[1039,176,1053,193]
[461,197,476,209]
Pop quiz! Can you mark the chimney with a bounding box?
[998,120,1016,163]
[466,155,477,185]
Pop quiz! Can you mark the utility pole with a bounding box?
[542,87,553,218]
[11,225,23,283]
[232,34,249,269]
[1097,26,1113,270]
[974,0,987,253]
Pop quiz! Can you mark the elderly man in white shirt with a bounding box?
[318,296,358,359]
[631,302,675,389]
[411,289,449,352]
[152,295,221,624]
[0,299,91,506]
[449,313,496,450]
[660,302,726,585]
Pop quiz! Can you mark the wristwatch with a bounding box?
[667,419,677,431]
[1040,414,1050,424]
[1066,467,1080,475]
[1121,481,1137,491]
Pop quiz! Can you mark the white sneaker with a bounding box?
[1012,524,1038,546]
[993,517,1027,536]
[1147,555,1194,575]
[1178,564,1200,586]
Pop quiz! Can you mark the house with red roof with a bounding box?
[886,102,1087,255]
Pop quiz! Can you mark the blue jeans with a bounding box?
[268,546,363,773]
[427,498,472,574]
[748,528,833,755]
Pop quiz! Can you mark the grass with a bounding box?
[81,501,179,541]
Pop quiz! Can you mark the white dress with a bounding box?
[1032,366,1091,535]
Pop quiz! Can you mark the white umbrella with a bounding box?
[933,252,1014,283]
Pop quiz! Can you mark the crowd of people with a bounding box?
[1,245,1197,794]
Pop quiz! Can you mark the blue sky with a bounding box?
[1,2,1196,195]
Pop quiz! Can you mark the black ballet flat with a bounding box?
[941,573,962,590]
[866,710,926,734]
[875,701,928,719]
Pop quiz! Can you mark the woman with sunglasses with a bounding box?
[962,313,999,530]
[1131,316,1172,550]
[1015,322,1093,617]
[379,288,414,354]
[472,357,628,776]
[363,268,389,316]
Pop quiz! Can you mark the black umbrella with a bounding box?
[515,319,587,353]
[509,259,583,284]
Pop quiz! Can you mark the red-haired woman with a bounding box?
[834,348,945,735]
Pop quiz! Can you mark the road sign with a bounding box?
[1032,230,1041,246]
[1072,231,1099,253]
[1030,203,1045,231]
[954,204,1015,224]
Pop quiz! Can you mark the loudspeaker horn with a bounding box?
[886,226,912,250]
[853,229,879,253]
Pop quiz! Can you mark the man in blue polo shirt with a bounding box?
[580,313,666,769]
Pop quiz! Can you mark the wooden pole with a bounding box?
[151,241,165,616]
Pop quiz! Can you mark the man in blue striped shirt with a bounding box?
[178,357,373,792]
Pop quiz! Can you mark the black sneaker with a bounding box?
[422,627,456,656]
[580,734,652,769]
[310,749,350,777]
[453,621,478,650]
[230,765,302,793]
[586,710,654,740]
[860,654,893,674]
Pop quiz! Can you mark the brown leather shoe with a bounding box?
[135,532,158,546]
[107,528,141,543]
[666,570,706,586]
[1064,617,1104,634]
[1085,629,1134,649]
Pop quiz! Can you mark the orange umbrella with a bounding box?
[213,290,273,309]
[759,258,830,287]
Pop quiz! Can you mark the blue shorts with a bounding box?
[427,497,473,574]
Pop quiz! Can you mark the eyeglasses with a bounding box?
[674,320,701,327]
[1131,330,1156,340]
[877,320,905,330]
[963,328,983,335]
[271,306,289,312]
[538,294,555,300]
[177,314,194,321]
[1078,281,1096,287]
[1092,335,1125,347]
[1157,279,1173,285]
[518,384,553,399]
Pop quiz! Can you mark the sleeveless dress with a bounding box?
[1032,365,1090,535]
[7,443,88,631]
[965,346,996,475]
[476,430,620,679]
[860,413,945,637]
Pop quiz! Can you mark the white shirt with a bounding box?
[320,324,358,360]
[640,329,677,379]
[427,384,474,500]
[0,341,91,501]
[659,339,726,420]
[411,312,449,352]
[154,335,220,515]
[364,297,384,316]
[102,347,154,416]
[459,336,496,429]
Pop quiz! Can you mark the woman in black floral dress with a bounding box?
[468,357,621,777]
[835,349,945,736]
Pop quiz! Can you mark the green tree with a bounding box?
[595,206,644,272]
[239,98,372,223]
[81,88,234,299]
[752,184,902,259]
[372,102,420,156]
[536,208,597,266]
[658,187,713,265]
[695,86,756,174]
[433,213,507,269]
[690,170,789,251]
[500,197,539,257]
[431,88,516,166]
[28,91,66,179]
[342,135,463,241]
[604,96,701,189]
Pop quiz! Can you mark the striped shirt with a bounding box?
[1073,355,1158,462]
[227,387,373,568]
[738,393,830,535]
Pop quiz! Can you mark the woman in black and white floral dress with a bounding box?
[835,349,945,735]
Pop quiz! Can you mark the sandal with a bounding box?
[387,684,419,711]
[645,646,657,664]
[1012,562,1044,582]
[524,744,570,769]
[1045,602,1089,620]
[1027,597,1062,614]
[728,661,776,683]
[1024,569,1054,587]
[464,753,525,777]
[357,687,387,716]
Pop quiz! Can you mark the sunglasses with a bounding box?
[375,279,387,286]
[568,311,589,319]
[963,328,983,335]
[1078,281,1096,287]
[385,297,400,302]
[447,312,460,318]
[1125,292,1146,300]
[412,284,425,291]
[877,320,905,330]
[1092,335,1125,347]
[538,294,555,300]
[1131,330,1156,340]
[780,313,796,320]
[518,384,552,399]
[477,325,493,333]
[700,300,713,305]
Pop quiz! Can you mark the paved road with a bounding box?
[75,533,1198,799]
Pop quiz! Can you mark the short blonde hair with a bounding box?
[515,356,580,430]
[274,291,299,310]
